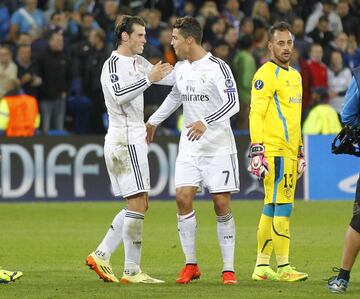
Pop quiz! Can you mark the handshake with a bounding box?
[247,144,306,179]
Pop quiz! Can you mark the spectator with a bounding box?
[302,87,342,134]
[327,50,352,113]
[291,47,313,114]
[196,1,220,28]
[95,0,119,48]
[0,3,10,42]
[0,78,40,137]
[233,35,256,130]
[271,0,296,24]
[0,45,18,98]
[307,16,334,49]
[224,25,239,62]
[67,11,99,43]
[203,16,227,47]
[36,31,72,134]
[73,0,99,15]
[292,16,312,59]
[83,28,109,134]
[307,43,328,89]
[324,31,348,65]
[146,9,168,49]
[16,43,42,97]
[251,0,271,30]
[238,16,254,40]
[9,0,47,43]
[222,0,244,30]
[251,27,270,67]
[337,0,359,42]
[158,27,176,65]
[344,35,360,69]
[212,39,231,65]
[44,0,68,22]
[305,0,343,35]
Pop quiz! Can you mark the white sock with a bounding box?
[95,208,126,260]
[123,210,144,276]
[217,213,235,272]
[177,210,197,264]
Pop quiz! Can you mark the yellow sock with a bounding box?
[256,213,273,266]
[272,216,290,266]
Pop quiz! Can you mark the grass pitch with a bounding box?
[0,200,359,298]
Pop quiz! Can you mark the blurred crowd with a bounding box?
[0,0,359,135]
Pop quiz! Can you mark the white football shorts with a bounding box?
[104,141,150,198]
[175,152,240,194]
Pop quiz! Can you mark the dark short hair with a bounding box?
[268,21,292,40]
[173,16,202,44]
[114,15,146,46]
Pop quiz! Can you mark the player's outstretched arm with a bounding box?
[147,61,174,83]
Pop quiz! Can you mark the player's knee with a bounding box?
[272,216,290,236]
[350,203,360,233]
[126,192,148,213]
[213,194,230,215]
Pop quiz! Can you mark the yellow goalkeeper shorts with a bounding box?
[263,156,298,204]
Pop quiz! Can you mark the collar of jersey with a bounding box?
[188,52,211,65]
[269,59,289,71]
[111,51,137,61]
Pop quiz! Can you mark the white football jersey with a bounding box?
[148,52,240,156]
[101,51,174,145]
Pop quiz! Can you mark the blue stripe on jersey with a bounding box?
[275,65,280,79]
[274,92,289,142]
[272,157,284,203]
[205,56,236,124]
[113,78,147,96]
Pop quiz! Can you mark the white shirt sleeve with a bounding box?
[103,63,152,105]
[202,62,240,126]
[147,83,182,126]
[155,69,175,86]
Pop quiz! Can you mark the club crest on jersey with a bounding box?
[254,80,264,90]
[200,74,207,83]
[110,74,119,83]
[225,79,234,88]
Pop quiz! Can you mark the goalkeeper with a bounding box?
[327,66,360,294]
[248,22,307,282]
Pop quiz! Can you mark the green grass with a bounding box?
[0,200,359,298]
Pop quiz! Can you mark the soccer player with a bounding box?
[85,15,173,284]
[248,22,308,282]
[327,66,360,293]
[0,268,23,284]
[146,16,240,285]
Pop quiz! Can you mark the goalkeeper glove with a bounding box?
[248,143,269,178]
[297,146,306,179]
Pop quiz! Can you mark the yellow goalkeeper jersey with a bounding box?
[249,61,303,160]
